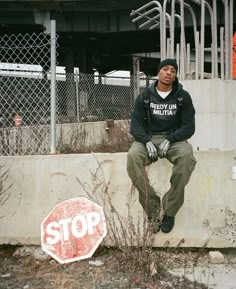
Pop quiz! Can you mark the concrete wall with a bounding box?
[1,79,235,155]
[59,79,236,152]
[185,79,236,151]
[1,151,236,248]
[0,79,236,248]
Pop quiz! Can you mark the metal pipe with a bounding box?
[184,5,197,47]
[190,0,217,78]
[150,22,162,30]
[176,0,199,78]
[220,27,225,80]
[165,13,171,32]
[176,43,180,70]
[50,20,56,154]
[130,0,161,16]
[211,43,214,79]
[75,70,79,122]
[167,38,171,58]
[195,31,199,79]
[130,1,164,59]
[165,12,181,44]
[179,0,185,80]
[138,14,160,28]
[186,43,190,75]
[131,7,160,23]
[200,0,205,79]
[173,13,184,70]
[170,0,175,59]
[132,56,140,100]
[189,5,198,79]
[221,0,229,79]
[204,1,214,79]
[163,0,169,59]
[165,11,186,74]
[212,0,218,78]
[165,12,180,59]
[175,1,198,55]
[174,1,199,79]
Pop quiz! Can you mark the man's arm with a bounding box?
[166,92,195,143]
[130,93,151,144]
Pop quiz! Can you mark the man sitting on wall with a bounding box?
[127,59,197,233]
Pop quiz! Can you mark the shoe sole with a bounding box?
[160,226,174,233]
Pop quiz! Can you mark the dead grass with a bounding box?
[0,245,210,289]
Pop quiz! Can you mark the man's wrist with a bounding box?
[166,135,175,144]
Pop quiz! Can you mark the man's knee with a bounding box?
[127,148,136,168]
[127,142,146,163]
[127,147,137,175]
[177,151,197,175]
[173,142,196,166]
[183,148,196,166]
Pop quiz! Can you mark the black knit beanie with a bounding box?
[157,58,178,74]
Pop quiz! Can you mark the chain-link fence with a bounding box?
[0,32,54,156]
[55,73,155,154]
[56,73,151,124]
[0,30,155,156]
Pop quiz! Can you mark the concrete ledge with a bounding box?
[1,151,236,248]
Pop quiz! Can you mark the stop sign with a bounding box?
[41,197,107,264]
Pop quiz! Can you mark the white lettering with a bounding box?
[46,221,60,245]
[71,215,87,238]
[59,218,72,241]
[169,104,177,109]
[150,103,168,109]
[87,212,100,235]
[45,212,101,245]
[153,109,175,115]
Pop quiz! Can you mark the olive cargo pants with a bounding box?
[127,135,197,219]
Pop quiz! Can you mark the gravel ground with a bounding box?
[0,244,221,289]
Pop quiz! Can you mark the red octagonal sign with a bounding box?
[41,197,107,264]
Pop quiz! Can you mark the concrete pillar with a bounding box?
[79,47,93,74]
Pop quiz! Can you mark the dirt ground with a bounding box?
[0,244,225,289]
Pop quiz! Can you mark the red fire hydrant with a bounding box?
[14,114,22,127]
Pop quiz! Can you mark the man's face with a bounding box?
[158,65,177,86]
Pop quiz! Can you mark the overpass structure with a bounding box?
[0,0,235,76]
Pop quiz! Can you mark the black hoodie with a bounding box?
[130,78,195,144]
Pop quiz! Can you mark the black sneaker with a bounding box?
[148,217,161,234]
[161,215,175,233]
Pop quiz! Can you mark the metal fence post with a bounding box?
[75,70,80,122]
[132,56,140,101]
[50,20,56,154]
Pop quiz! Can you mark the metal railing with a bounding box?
[130,0,234,80]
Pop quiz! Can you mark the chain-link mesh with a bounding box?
[0,32,54,156]
[0,31,156,156]
[56,73,153,124]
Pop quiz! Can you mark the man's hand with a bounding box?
[158,139,170,158]
[145,141,158,162]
